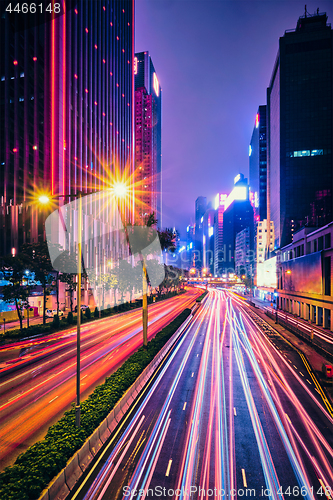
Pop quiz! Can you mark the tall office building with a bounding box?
[214,193,227,276]
[193,196,207,270]
[134,51,162,226]
[267,10,333,248]
[222,174,254,272]
[249,105,267,221]
[0,0,134,256]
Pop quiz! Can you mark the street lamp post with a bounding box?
[39,191,83,427]
[40,181,129,426]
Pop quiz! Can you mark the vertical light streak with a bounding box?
[62,1,66,195]
[51,16,56,194]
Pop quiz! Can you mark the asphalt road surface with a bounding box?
[0,289,201,470]
[71,289,333,500]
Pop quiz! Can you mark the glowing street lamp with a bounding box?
[38,195,51,205]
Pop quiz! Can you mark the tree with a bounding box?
[0,255,35,332]
[21,242,54,325]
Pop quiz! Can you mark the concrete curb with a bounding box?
[38,308,194,500]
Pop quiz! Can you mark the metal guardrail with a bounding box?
[265,308,333,362]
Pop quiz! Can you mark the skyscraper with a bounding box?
[249,105,267,221]
[222,174,254,272]
[193,196,207,270]
[0,0,134,256]
[134,51,162,227]
[267,9,333,248]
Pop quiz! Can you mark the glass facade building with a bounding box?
[0,0,134,256]
[249,105,267,221]
[267,11,333,248]
[134,51,162,227]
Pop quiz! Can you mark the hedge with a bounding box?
[196,290,208,303]
[0,307,192,500]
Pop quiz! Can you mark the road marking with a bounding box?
[165,459,172,477]
[306,379,312,385]
[288,359,292,363]
[285,413,291,424]
[234,407,237,416]
[183,402,187,411]
[293,365,298,369]
[49,395,58,404]
[299,372,304,377]
[241,469,247,488]
[82,374,87,379]
[319,478,332,500]
[8,394,20,403]
[191,372,194,377]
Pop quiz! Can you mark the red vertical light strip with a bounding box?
[62,2,66,196]
[51,16,56,195]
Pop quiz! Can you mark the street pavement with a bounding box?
[70,289,333,500]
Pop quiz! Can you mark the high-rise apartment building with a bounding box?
[249,105,267,221]
[267,10,333,248]
[0,0,134,256]
[134,51,161,226]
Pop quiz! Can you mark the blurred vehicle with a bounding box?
[74,304,89,313]
[46,309,64,318]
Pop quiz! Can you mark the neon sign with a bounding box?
[255,113,259,128]
[134,57,138,75]
[153,72,159,96]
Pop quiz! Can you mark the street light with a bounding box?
[39,190,83,427]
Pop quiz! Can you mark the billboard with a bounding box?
[280,252,322,294]
[257,256,277,288]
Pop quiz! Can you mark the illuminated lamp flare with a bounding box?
[38,195,50,205]
[112,182,127,198]
[286,270,292,274]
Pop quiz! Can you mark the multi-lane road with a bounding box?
[0,289,201,470]
[72,289,333,500]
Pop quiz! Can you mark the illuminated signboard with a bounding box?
[255,113,259,128]
[234,173,241,184]
[134,57,138,75]
[224,186,247,210]
[153,73,159,96]
[215,193,228,210]
[257,256,277,288]
[208,227,213,237]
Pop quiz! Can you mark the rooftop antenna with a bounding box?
[305,4,307,17]
[317,7,319,14]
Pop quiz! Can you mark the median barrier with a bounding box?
[89,428,103,456]
[48,471,69,500]
[78,439,94,473]
[64,455,82,492]
[99,418,111,444]
[106,409,117,433]
[38,309,194,500]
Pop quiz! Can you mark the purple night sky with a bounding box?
[135,0,333,238]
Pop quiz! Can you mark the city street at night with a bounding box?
[1,0,333,498]
[70,290,333,500]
